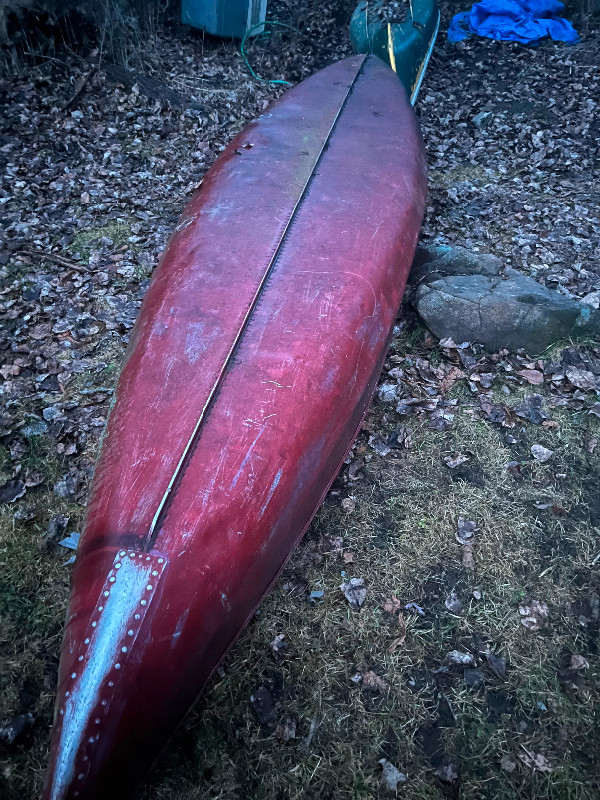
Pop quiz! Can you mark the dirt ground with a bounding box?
[1,2,599,798]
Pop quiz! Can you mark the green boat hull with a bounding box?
[350,0,440,103]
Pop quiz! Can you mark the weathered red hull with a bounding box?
[44,55,426,800]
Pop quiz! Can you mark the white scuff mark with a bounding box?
[171,609,188,649]
[260,468,284,516]
[371,219,383,240]
[229,425,266,490]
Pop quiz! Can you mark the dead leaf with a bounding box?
[517,368,544,385]
[519,600,549,631]
[388,615,407,652]
[570,654,589,671]
[566,367,599,391]
[381,594,402,615]
[341,497,355,513]
[362,671,389,692]
[445,591,463,614]
[343,551,354,563]
[275,715,296,741]
[270,634,287,661]
[378,759,407,791]
[456,517,477,544]
[531,444,553,462]
[518,749,555,773]
[340,577,366,609]
[444,452,469,468]
[441,366,465,394]
[0,479,26,503]
[444,650,474,667]
[486,651,507,679]
[500,755,517,773]
[462,541,475,569]
[434,762,459,783]
[515,394,548,424]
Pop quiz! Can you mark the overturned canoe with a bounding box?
[350,0,440,103]
[44,54,426,800]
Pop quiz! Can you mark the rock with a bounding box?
[409,245,503,286]
[414,274,600,354]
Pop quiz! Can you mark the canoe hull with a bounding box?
[44,55,426,800]
[350,0,440,103]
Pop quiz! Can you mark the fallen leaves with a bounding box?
[519,600,549,632]
[518,748,555,773]
[456,517,477,545]
[444,452,469,469]
[516,368,544,385]
[340,578,366,609]
[378,759,407,791]
[0,479,26,503]
[531,444,554,462]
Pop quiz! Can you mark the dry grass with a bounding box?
[2,322,600,799]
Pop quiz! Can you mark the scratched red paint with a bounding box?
[44,55,426,800]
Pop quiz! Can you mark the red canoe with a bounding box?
[44,54,426,800]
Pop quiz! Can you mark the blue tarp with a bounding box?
[448,0,580,44]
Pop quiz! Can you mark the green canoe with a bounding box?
[349,0,440,103]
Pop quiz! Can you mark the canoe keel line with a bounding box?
[45,55,427,800]
[147,58,365,546]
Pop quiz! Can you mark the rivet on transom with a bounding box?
[141,600,147,606]
[115,663,121,669]
[146,585,152,591]
[127,629,134,636]
[78,655,83,662]
[71,672,76,679]
[121,646,127,653]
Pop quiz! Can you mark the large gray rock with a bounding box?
[409,245,503,286]
[414,274,600,354]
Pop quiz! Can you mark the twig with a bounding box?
[13,249,88,272]
[63,67,96,110]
